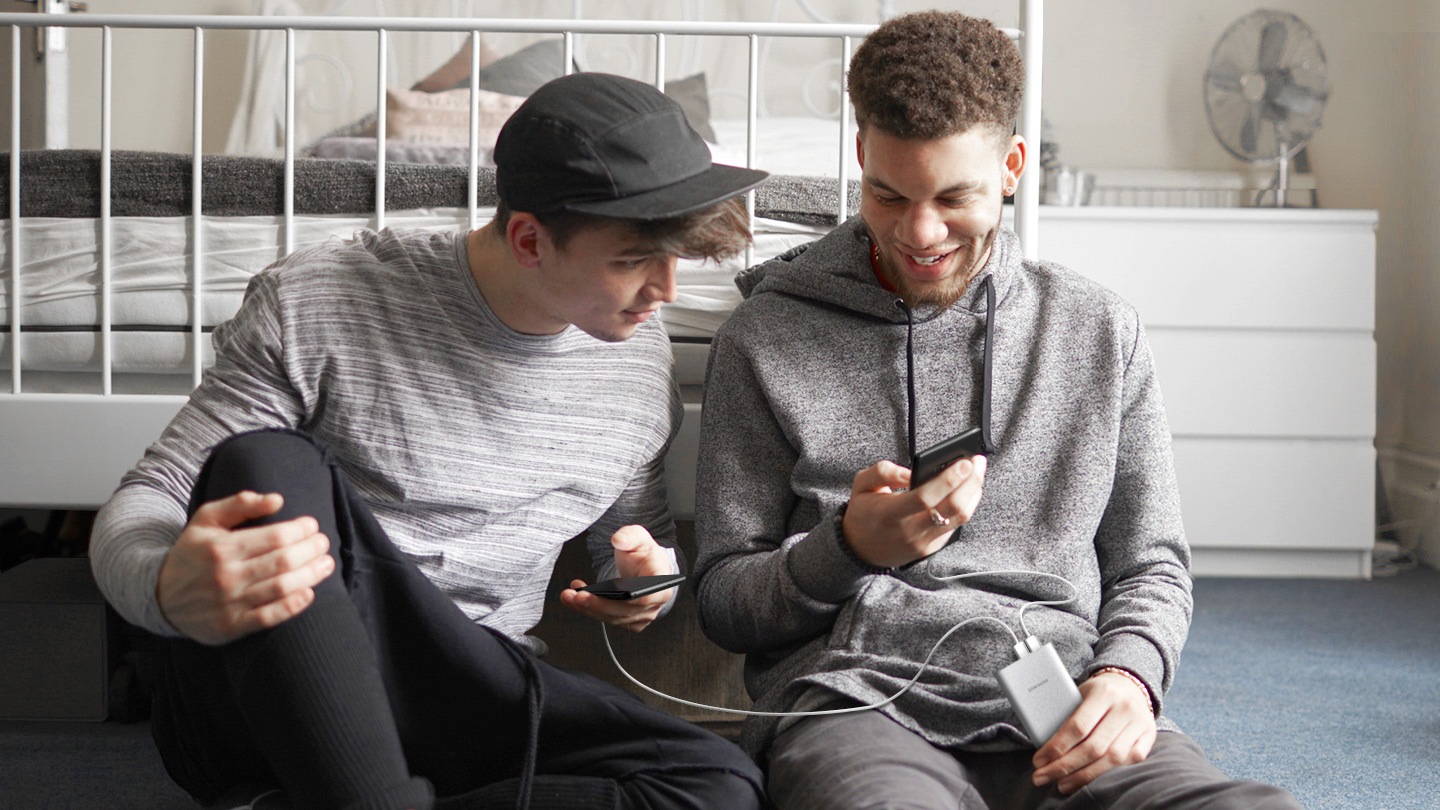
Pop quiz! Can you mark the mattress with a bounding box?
[1,150,849,390]
[0,211,827,384]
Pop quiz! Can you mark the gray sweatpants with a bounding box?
[766,709,1300,810]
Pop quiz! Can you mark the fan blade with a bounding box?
[1206,65,1245,93]
[1240,104,1261,155]
[1270,81,1326,118]
[1258,18,1287,72]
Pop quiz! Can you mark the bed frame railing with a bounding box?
[0,8,1040,507]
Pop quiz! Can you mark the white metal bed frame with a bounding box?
[0,6,1042,510]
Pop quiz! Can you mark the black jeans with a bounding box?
[147,429,764,810]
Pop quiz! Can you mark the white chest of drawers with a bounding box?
[1041,206,1378,577]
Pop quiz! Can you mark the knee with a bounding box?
[623,768,766,810]
[687,770,766,810]
[199,430,333,518]
[210,429,324,475]
[663,740,766,809]
[1233,781,1305,810]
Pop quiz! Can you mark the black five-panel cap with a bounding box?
[494,72,769,221]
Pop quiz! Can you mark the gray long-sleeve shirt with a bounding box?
[694,220,1192,758]
[91,229,681,650]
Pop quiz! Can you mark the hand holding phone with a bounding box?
[578,574,686,600]
[911,426,984,488]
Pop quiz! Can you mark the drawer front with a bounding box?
[1042,216,1375,331]
[1173,437,1374,552]
[1148,329,1375,438]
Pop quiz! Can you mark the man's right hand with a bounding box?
[157,491,335,646]
[839,455,987,569]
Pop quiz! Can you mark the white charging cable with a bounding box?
[600,567,1078,718]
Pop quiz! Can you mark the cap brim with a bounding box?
[563,163,770,221]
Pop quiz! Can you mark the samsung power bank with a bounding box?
[996,642,1083,745]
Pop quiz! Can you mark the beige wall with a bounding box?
[61,0,250,153]
[24,0,1440,559]
[1385,24,1440,564]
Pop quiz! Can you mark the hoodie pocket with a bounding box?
[825,576,1086,682]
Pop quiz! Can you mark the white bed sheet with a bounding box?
[1,210,827,383]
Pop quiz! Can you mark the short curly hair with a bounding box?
[848,11,1024,141]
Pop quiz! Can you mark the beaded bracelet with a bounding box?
[834,502,893,574]
[1094,666,1157,716]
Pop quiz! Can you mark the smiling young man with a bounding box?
[693,11,1299,810]
[89,73,768,810]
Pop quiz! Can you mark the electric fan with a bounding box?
[1203,9,1329,206]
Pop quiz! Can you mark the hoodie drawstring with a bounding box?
[980,274,996,455]
[897,299,919,464]
[894,273,997,464]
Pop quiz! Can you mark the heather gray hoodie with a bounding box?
[694,217,1191,759]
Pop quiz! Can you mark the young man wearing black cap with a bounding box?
[89,72,768,810]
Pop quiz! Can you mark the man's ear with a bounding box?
[506,213,545,269]
[855,132,866,170]
[1002,134,1027,191]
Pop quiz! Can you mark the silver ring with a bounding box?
[929,508,951,527]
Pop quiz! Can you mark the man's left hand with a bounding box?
[559,524,676,633]
[1030,670,1157,795]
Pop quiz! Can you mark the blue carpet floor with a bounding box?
[1166,566,1440,810]
[2,566,1436,808]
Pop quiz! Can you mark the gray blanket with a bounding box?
[0,150,859,226]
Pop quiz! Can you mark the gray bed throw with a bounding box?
[0,150,859,226]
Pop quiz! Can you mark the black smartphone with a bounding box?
[578,574,687,600]
[910,426,984,488]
